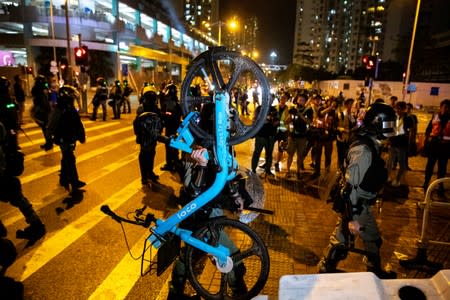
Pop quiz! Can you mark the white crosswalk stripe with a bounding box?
[3,117,179,299]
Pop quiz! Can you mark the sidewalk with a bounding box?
[233,141,449,297]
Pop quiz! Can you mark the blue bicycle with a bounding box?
[102,47,272,299]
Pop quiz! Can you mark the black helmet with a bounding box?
[114,79,121,87]
[34,75,49,90]
[58,85,78,105]
[123,79,128,86]
[96,77,107,87]
[363,102,396,139]
[0,76,10,94]
[165,83,177,97]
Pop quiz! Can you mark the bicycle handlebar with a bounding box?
[101,205,154,228]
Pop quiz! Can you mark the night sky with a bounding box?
[219,0,297,65]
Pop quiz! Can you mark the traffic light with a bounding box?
[74,46,89,66]
[26,66,33,75]
[362,55,376,70]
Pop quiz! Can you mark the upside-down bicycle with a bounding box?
[101,47,273,299]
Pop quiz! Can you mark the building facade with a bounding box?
[0,0,215,86]
[293,0,388,74]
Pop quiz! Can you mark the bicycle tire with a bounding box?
[185,217,270,300]
[180,47,272,145]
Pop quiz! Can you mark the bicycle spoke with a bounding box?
[225,62,244,93]
[186,218,269,300]
[210,58,225,90]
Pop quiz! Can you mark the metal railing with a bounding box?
[418,177,450,247]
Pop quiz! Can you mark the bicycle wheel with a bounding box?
[180,47,272,146]
[185,217,270,300]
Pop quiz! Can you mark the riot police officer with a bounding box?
[47,85,86,191]
[110,79,122,119]
[91,77,108,121]
[317,102,397,279]
[160,83,182,171]
[133,87,162,186]
[31,75,53,150]
[0,76,46,244]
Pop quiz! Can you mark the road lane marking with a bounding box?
[19,121,114,148]
[24,126,133,162]
[8,178,143,281]
[88,230,156,300]
[21,136,136,183]
[2,149,137,226]
[3,142,166,226]
[88,163,172,300]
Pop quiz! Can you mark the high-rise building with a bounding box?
[293,0,388,74]
[182,0,219,42]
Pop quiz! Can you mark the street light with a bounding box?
[270,51,277,64]
[203,17,239,47]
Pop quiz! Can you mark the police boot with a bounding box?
[167,281,200,300]
[317,245,348,273]
[229,263,248,297]
[366,255,397,279]
[16,220,46,242]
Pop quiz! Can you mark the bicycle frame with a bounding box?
[149,90,238,269]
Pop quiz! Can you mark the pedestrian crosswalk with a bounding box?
[1,115,187,299]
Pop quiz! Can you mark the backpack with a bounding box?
[135,112,162,148]
[52,107,84,145]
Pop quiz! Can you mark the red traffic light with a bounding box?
[362,55,369,65]
[362,55,376,70]
[75,47,86,57]
[74,46,89,66]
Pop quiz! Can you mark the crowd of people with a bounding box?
[1,71,449,297]
[90,78,134,121]
[248,89,447,192]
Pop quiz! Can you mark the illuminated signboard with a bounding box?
[0,51,15,66]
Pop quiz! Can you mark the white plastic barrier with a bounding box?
[279,270,449,299]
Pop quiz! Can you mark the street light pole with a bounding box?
[218,22,222,46]
[64,0,73,84]
[403,0,421,101]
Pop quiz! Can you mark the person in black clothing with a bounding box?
[423,99,450,192]
[251,105,279,176]
[0,76,46,243]
[312,98,337,178]
[91,77,108,121]
[13,75,26,125]
[121,79,133,113]
[387,101,413,186]
[109,80,122,119]
[31,75,53,150]
[47,85,86,192]
[160,83,182,171]
[133,89,162,186]
[285,94,313,179]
